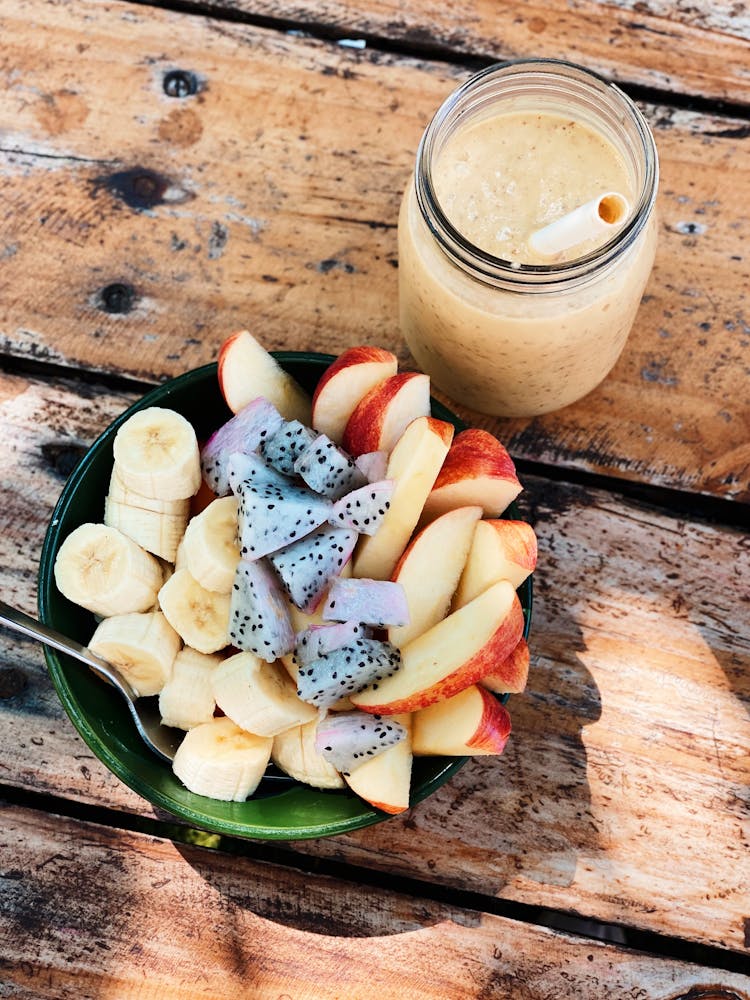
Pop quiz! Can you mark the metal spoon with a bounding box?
[0,600,182,762]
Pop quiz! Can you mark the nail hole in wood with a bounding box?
[99,283,135,314]
[163,70,198,98]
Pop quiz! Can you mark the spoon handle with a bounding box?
[0,600,138,700]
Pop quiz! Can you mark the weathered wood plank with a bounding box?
[1,804,749,1000]
[1,370,748,952]
[0,0,748,499]
[196,0,750,105]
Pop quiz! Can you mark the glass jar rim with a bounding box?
[415,58,659,290]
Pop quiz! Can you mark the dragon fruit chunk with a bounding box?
[297,637,402,709]
[315,712,407,775]
[268,525,358,613]
[229,558,295,661]
[236,480,333,560]
[295,621,369,666]
[294,434,367,500]
[355,451,388,483]
[330,480,394,536]
[201,397,284,496]
[260,420,317,476]
[227,451,293,493]
[323,577,410,629]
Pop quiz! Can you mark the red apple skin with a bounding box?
[354,593,524,715]
[480,638,530,695]
[466,688,512,752]
[311,346,397,409]
[342,371,429,456]
[427,417,455,450]
[485,520,537,571]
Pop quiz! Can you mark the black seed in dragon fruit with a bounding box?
[294,434,367,500]
[201,397,283,496]
[323,577,410,629]
[295,621,370,667]
[315,711,407,774]
[297,637,402,709]
[330,479,394,536]
[267,524,358,613]
[259,420,317,476]
[235,480,332,559]
[355,450,388,483]
[227,451,293,494]
[229,558,295,661]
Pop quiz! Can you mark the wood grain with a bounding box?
[0,0,748,499]
[196,0,750,105]
[1,370,748,952]
[1,804,749,1000]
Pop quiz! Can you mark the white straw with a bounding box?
[528,192,630,258]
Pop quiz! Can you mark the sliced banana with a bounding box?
[212,651,317,737]
[54,523,163,619]
[174,538,188,571]
[88,611,179,697]
[158,568,230,654]
[272,718,345,789]
[158,647,220,730]
[181,496,240,594]
[108,466,190,516]
[172,716,273,801]
[104,496,187,563]
[112,407,201,501]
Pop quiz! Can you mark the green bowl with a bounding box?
[38,353,533,840]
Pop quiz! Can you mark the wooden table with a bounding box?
[1,0,748,996]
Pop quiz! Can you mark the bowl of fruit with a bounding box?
[38,333,535,840]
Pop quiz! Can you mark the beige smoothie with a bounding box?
[399,106,658,416]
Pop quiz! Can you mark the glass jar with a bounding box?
[398,59,659,417]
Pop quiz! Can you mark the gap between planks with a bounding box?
[1,780,749,979]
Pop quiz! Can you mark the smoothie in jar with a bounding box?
[398,60,659,417]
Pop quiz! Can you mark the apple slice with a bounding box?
[311,346,398,443]
[454,519,538,607]
[351,416,454,581]
[344,713,413,813]
[342,371,430,457]
[480,638,530,695]
[218,330,311,423]
[351,580,524,714]
[412,686,511,756]
[388,505,483,648]
[419,429,522,525]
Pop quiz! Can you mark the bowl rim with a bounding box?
[38,353,532,840]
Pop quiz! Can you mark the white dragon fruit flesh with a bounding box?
[229,558,295,661]
[294,434,367,500]
[297,637,402,709]
[315,712,407,775]
[267,524,358,613]
[200,397,283,496]
[329,480,394,536]
[323,577,410,629]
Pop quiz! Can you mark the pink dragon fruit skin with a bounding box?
[229,558,295,662]
[201,397,284,496]
[294,434,367,500]
[295,621,370,666]
[297,637,402,709]
[329,480,394,536]
[260,420,316,476]
[267,525,358,613]
[236,480,333,560]
[355,451,388,483]
[315,712,407,775]
[323,577,410,629]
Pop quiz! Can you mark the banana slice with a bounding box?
[104,496,187,563]
[181,496,240,594]
[158,647,220,730]
[109,466,190,516]
[88,611,180,696]
[158,568,230,654]
[174,539,188,571]
[212,651,317,737]
[54,523,163,618]
[272,718,345,789]
[112,407,201,501]
[172,716,273,801]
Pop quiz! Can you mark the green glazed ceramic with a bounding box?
[38,353,532,840]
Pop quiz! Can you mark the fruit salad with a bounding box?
[53,332,536,814]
